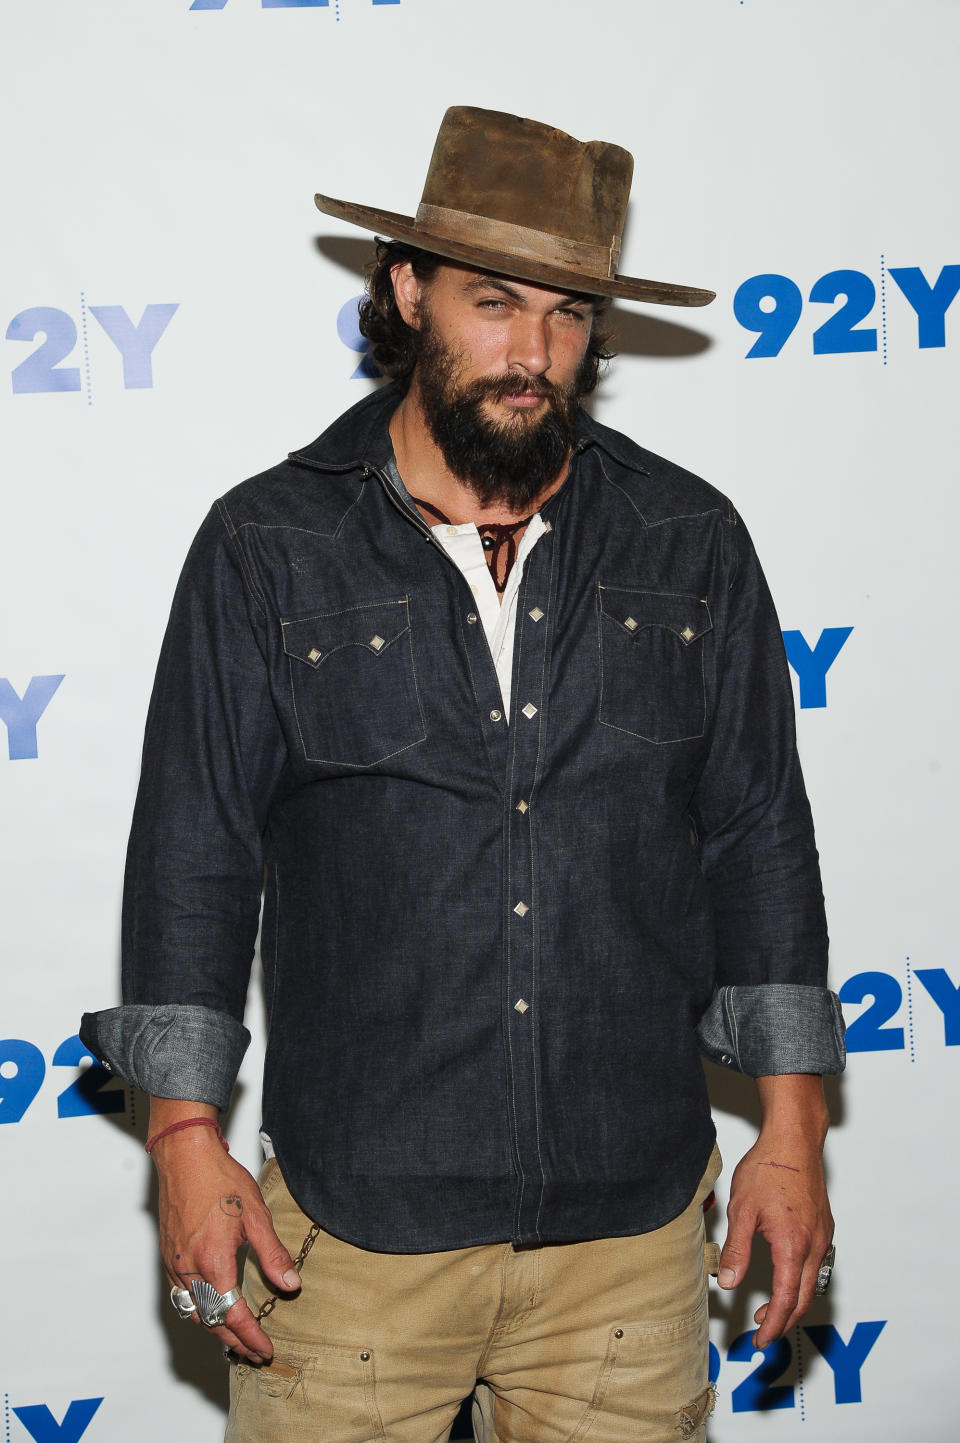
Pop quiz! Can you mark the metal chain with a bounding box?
[254,1221,321,1322]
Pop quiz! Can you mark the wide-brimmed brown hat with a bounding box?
[315,106,714,308]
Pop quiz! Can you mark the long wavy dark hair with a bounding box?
[357,239,615,395]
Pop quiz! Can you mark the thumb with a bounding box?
[244,1204,302,1292]
[718,1208,755,1290]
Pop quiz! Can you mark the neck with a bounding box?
[388,383,570,527]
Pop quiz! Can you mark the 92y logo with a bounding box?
[12,1399,103,1443]
[840,961,960,1054]
[6,300,178,397]
[733,262,960,358]
[710,1321,885,1412]
[0,675,64,760]
[0,1035,124,1123]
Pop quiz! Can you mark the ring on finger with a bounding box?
[814,1244,836,1296]
[191,1279,243,1328]
[170,1285,197,1319]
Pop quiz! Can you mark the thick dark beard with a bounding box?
[412,315,587,510]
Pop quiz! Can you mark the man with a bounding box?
[82,107,844,1443]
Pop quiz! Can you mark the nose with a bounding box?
[508,313,551,377]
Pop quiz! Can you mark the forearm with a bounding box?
[755,1072,829,1150]
[148,1096,220,1148]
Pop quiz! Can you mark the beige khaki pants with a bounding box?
[227,1147,721,1443]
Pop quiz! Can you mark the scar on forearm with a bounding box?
[220,1194,243,1217]
[760,1161,800,1172]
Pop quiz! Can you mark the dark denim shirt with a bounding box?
[81,385,844,1252]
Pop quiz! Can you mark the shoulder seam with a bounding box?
[216,496,266,615]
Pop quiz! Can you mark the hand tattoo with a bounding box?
[220,1194,243,1217]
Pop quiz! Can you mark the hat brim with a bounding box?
[315,194,715,307]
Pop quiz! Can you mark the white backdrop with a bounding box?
[2,1,957,1438]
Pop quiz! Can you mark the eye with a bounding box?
[554,307,589,324]
[477,297,509,311]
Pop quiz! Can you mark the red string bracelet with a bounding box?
[145,1116,230,1155]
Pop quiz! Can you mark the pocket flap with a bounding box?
[599,587,713,646]
[282,599,411,669]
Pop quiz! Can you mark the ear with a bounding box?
[391,261,423,329]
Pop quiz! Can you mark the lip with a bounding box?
[500,393,545,408]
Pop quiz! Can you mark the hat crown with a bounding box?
[313,105,715,306]
[418,107,634,271]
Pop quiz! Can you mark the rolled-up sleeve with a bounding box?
[81,501,287,1108]
[696,984,845,1075]
[690,511,845,1076]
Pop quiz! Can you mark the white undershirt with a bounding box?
[429,514,547,719]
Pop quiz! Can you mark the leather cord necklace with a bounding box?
[412,494,533,596]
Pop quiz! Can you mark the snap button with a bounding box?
[467,612,478,624]
[489,709,502,723]
[514,999,529,1014]
[513,901,529,917]
[521,702,538,720]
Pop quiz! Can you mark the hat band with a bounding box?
[415,203,620,281]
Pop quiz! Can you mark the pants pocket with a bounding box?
[228,1342,386,1443]
[567,1293,711,1443]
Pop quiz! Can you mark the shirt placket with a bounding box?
[501,517,557,1244]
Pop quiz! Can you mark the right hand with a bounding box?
[152,1122,301,1363]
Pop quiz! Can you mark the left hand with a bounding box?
[716,1076,834,1350]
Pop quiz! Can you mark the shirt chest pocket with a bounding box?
[598,585,713,744]
[281,599,426,767]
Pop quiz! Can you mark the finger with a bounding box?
[758,1223,834,1348]
[243,1205,302,1293]
[193,1293,271,1363]
[209,1295,276,1362]
[207,1305,271,1365]
[165,1268,264,1363]
[769,1243,829,1342]
[752,1247,803,1348]
[717,1206,757,1289]
[174,1262,274,1362]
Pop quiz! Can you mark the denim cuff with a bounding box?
[696,984,846,1076]
[78,1004,250,1113]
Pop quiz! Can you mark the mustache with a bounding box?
[468,373,555,403]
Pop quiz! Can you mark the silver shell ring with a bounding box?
[814,1244,836,1296]
[170,1285,197,1319]
[191,1279,243,1328]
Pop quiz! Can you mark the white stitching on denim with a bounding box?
[285,598,427,768]
[286,631,408,666]
[269,863,281,1022]
[595,449,731,531]
[453,600,503,788]
[217,497,266,615]
[233,482,363,539]
[527,533,559,1241]
[596,585,710,745]
[725,989,742,1070]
